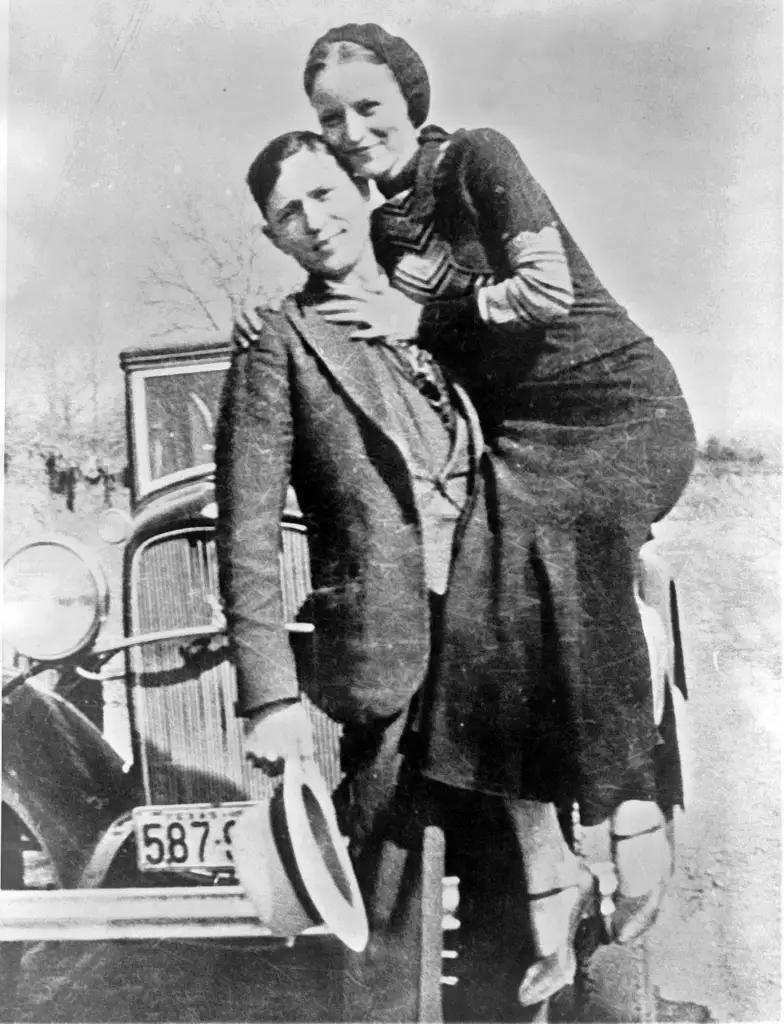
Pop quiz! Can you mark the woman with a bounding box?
[297,22,697,1006]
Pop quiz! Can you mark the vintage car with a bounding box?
[1,338,681,1022]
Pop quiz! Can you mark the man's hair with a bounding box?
[246,131,357,218]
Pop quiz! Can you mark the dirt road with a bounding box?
[649,469,781,1022]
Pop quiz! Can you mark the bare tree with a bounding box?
[141,189,302,339]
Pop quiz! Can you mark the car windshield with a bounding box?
[133,362,228,495]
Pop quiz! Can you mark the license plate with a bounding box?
[133,802,255,872]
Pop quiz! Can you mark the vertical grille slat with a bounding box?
[131,526,342,805]
[280,524,310,624]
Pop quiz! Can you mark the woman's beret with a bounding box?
[304,23,430,128]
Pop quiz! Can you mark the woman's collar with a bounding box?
[376,125,451,219]
[377,150,419,199]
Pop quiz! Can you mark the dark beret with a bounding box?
[304,23,430,129]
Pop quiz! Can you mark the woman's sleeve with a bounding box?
[214,313,300,715]
[420,128,574,337]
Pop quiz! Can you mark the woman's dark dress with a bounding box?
[372,125,696,824]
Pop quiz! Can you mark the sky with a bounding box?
[4,0,782,447]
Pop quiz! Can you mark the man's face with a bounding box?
[264,147,370,279]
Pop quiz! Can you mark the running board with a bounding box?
[0,882,461,943]
[0,887,330,942]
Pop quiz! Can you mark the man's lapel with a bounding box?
[283,297,403,438]
[282,292,486,484]
[451,382,484,468]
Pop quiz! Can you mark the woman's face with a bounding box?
[310,60,419,182]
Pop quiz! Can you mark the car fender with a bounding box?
[2,683,140,888]
[636,544,688,721]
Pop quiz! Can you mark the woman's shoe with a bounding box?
[610,821,671,944]
[517,865,595,1007]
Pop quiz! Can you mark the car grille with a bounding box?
[129,527,341,805]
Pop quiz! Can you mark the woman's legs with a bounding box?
[503,449,690,952]
[494,350,696,969]
[610,799,672,943]
[507,799,593,1005]
[508,800,578,892]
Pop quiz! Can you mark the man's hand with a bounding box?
[243,702,315,772]
[316,282,423,343]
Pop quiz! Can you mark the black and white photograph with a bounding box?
[1,1,780,1021]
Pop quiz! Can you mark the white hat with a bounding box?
[232,757,369,952]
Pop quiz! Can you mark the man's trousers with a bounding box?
[335,704,547,1023]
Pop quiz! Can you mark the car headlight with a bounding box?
[3,538,109,661]
[98,508,132,545]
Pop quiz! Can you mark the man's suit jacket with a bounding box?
[215,291,541,796]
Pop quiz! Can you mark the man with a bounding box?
[217,130,478,761]
[215,131,586,1021]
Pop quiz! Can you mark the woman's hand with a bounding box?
[316,283,423,343]
[231,297,285,350]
